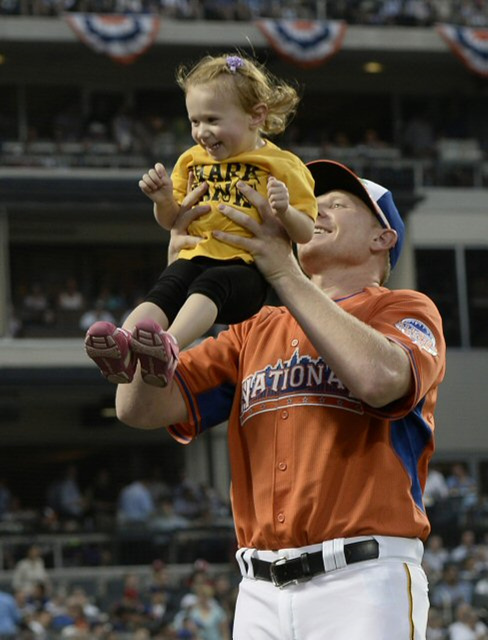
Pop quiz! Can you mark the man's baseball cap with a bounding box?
[306,159,405,269]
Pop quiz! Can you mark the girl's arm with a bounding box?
[267,176,315,244]
[139,162,180,230]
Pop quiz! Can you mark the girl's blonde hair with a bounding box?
[175,53,300,136]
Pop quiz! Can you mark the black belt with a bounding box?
[251,539,379,588]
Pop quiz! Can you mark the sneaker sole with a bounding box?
[131,326,170,387]
[85,333,134,384]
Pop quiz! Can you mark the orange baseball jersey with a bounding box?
[169,286,446,550]
[171,140,317,263]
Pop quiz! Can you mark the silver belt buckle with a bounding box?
[270,556,295,588]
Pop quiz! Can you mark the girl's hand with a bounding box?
[139,163,173,204]
[267,176,290,217]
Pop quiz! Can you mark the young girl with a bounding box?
[85,53,317,387]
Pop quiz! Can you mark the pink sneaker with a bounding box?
[84,322,136,384]
[131,320,179,387]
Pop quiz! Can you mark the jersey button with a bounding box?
[291,339,299,347]
[278,462,287,471]
[277,512,285,523]
[281,410,289,419]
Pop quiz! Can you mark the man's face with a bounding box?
[297,189,381,275]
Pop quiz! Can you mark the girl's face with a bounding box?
[185,81,264,160]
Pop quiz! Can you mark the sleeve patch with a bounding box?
[395,318,438,356]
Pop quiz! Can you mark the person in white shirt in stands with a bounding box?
[448,603,488,640]
[424,465,449,507]
[11,544,50,596]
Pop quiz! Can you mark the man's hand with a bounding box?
[213,181,297,283]
[168,181,210,264]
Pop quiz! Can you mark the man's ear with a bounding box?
[372,228,398,253]
[250,103,268,129]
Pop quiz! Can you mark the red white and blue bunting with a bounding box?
[255,19,347,69]
[436,23,488,78]
[65,14,160,65]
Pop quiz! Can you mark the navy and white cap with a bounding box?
[306,159,405,269]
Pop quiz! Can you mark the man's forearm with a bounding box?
[269,266,412,407]
[115,373,188,429]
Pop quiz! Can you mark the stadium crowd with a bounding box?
[1,463,488,637]
[0,0,487,26]
[1,556,239,639]
[2,90,487,194]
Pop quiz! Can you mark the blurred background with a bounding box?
[1,1,488,638]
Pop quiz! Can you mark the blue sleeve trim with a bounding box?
[390,398,433,511]
[197,382,236,432]
[174,370,200,430]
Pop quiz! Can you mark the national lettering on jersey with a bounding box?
[255,19,347,69]
[240,348,363,425]
[436,24,488,78]
[64,13,160,64]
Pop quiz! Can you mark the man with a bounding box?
[116,160,446,639]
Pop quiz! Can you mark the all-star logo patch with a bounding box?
[395,318,438,356]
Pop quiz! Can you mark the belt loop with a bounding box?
[333,538,347,569]
[321,540,336,572]
[236,548,257,579]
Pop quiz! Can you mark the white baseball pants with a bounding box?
[233,536,429,640]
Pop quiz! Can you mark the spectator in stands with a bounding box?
[358,127,390,153]
[20,282,54,328]
[25,581,51,613]
[423,534,450,585]
[47,464,87,528]
[212,572,237,631]
[448,602,488,640]
[94,286,127,317]
[146,466,171,506]
[145,588,173,631]
[11,544,50,596]
[57,277,85,311]
[150,497,190,533]
[25,608,53,638]
[447,463,478,509]
[112,105,136,154]
[55,600,90,637]
[117,475,155,524]
[431,563,474,617]
[110,573,148,634]
[451,530,480,565]
[0,590,22,638]
[135,114,178,166]
[180,582,230,640]
[426,606,447,640]
[402,111,437,158]
[172,479,205,521]
[66,586,102,628]
[424,465,450,507]
[178,565,212,611]
[79,301,116,333]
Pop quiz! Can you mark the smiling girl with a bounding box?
[85,53,317,387]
